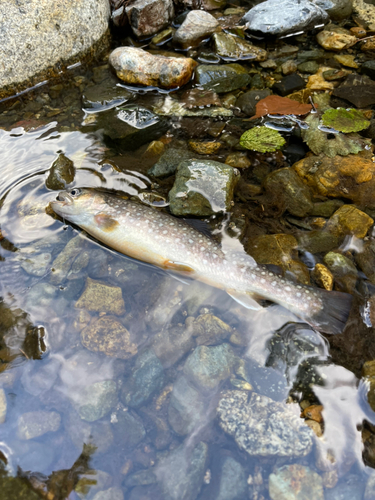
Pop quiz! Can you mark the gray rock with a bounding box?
[236,89,272,116]
[0,389,6,424]
[183,344,236,393]
[214,456,247,500]
[158,441,208,500]
[18,410,61,440]
[297,60,320,73]
[325,0,352,20]
[213,32,268,62]
[20,252,51,277]
[217,390,314,457]
[14,440,55,472]
[82,77,132,112]
[0,0,110,97]
[125,469,157,487]
[323,252,357,278]
[187,313,232,346]
[121,349,164,408]
[168,375,206,435]
[46,153,75,190]
[195,64,251,93]
[24,282,58,312]
[362,60,375,81]
[50,234,87,284]
[240,0,329,36]
[73,380,118,422]
[67,411,114,453]
[21,357,61,396]
[148,148,195,178]
[126,0,174,38]
[269,464,324,500]
[152,325,196,368]
[365,473,375,500]
[92,487,124,500]
[111,409,146,448]
[168,159,239,216]
[173,10,219,49]
[326,474,364,500]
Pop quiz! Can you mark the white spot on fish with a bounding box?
[213,254,218,259]
[201,247,205,251]
[189,239,194,244]
[261,278,266,284]
[296,292,301,297]
[261,271,266,275]
[268,272,273,276]
[163,230,168,234]
[271,281,276,286]
[285,286,291,292]
[297,285,302,289]
[203,259,208,265]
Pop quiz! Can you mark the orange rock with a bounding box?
[293,154,375,209]
[301,404,324,423]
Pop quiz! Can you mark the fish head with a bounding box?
[50,188,107,226]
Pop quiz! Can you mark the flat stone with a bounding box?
[317,28,356,51]
[81,316,137,359]
[73,380,118,422]
[332,74,375,108]
[109,47,197,89]
[297,61,320,74]
[240,0,329,36]
[0,0,110,98]
[273,73,306,96]
[326,0,352,20]
[51,234,87,284]
[173,10,219,49]
[18,410,61,440]
[168,375,206,435]
[168,159,239,216]
[126,0,174,38]
[213,32,268,62]
[0,389,6,424]
[20,252,52,277]
[247,233,298,268]
[151,325,195,368]
[362,60,375,80]
[269,464,324,500]
[186,313,232,346]
[111,409,146,448]
[235,89,271,116]
[312,263,334,290]
[214,456,247,500]
[225,152,251,169]
[75,277,125,315]
[195,64,251,93]
[334,54,358,68]
[326,205,373,239]
[217,390,314,457]
[67,411,114,453]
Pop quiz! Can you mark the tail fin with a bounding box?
[304,290,353,334]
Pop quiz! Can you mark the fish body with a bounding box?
[50,188,352,334]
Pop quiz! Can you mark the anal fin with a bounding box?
[164,260,196,275]
[227,290,263,311]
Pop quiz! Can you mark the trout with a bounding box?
[50,188,352,334]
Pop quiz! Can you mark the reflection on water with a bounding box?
[0,74,375,500]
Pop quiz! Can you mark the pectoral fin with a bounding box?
[164,260,196,275]
[94,213,119,232]
[227,290,263,311]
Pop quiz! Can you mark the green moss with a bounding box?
[239,126,286,153]
[321,108,370,133]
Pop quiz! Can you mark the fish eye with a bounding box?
[70,188,81,197]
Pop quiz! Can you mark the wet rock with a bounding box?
[183,343,236,393]
[153,98,233,118]
[73,380,118,422]
[293,154,375,209]
[0,389,6,424]
[21,357,61,396]
[246,233,298,270]
[195,64,251,93]
[311,199,344,217]
[125,470,157,487]
[332,74,375,108]
[168,159,239,216]
[0,0,110,97]
[50,234,87,284]
[168,375,206,435]
[188,140,221,155]
[112,408,146,448]
[158,441,208,500]
[152,27,175,45]
[121,349,164,408]
[13,439,55,473]
[353,0,375,31]
[323,252,357,292]
[273,73,306,96]
[317,27,356,51]
[20,252,51,277]
[151,325,195,368]
[212,32,267,62]
[18,410,61,439]
[67,411,114,453]
[235,89,271,117]
[125,0,174,38]
[92,487,124,500]
[326,205,373,239]
[312,263,334,290]
[46,153,75,190]
[24,282,58,312]
[240,0,328,36]
[81,316,137,359]
[297,61,320,74]
[82,76,132,112]
[173,10,219,49]
[263,167,313,217]
[325,474,364,500]
[281,59,298,75]
[95,104,168,151]
[109,47,197,89]
[326,0,352,20]
[75,277,125,315]
[269,464,324,500]
[217,390,314,457]
[362,61,375,81]
[334,54,358,69]
[355,240,375,283]
[88,248,109,279]
[187,313,232,346]
[225,152,251,169]
[213,456,247,500]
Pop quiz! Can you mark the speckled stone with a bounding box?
[75,277,125,315]
[18,411,61,440]
[269,464,324,500]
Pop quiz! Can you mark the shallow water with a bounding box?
[0,45,375,500]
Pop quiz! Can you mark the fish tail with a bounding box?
[303,289,353,334]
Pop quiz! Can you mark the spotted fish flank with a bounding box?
[50,188,352,334]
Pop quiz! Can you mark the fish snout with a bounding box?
[57,191,74,204]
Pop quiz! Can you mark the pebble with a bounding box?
[168,375,206,435]
[326,204,374,239]
[46,153,75,190]
[188,140,221,155]
[235,88,272,116]
[273,73,306,96]
[269,464,324,500]
[20,252,51,277]
[313,263,334,291]
[195,63,251,93]
[75,277,125,315]
[148,147,192,178]
[72,380,118,422]
[18,410,61,439]
[212,32,268,62]
[173,10,219,49]
[151,324,195,368]
[225,152,251,169]
[125,0,174,38]
[333,54,358,68]
[111,409,146,448]
[316,28,357,51]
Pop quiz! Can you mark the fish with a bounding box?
[50,188,352,334]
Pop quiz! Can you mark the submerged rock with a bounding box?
[151,325,195,368]
[240,0,329,36]
[73,380,118,422]
[18,410,61,439]
[187,313,232,346]
[332,74,375,108]
[212,32,268,62]
[125,0,174,38]
[111,408,146,448]
[50,234,87,284]
[81,316,137,359]
[75,277,125,315]
[168,159,239,216]
[46,153,75,190]
[317,27,356,51]
[82,76,132,112]
[213,455,247,500]
[195,64,251,93]
[148,147,195,178]
[236,89,271,117]
[173,10,219,49]
[20,252,51,277]
[326,205,373,239]
[217,390,314,457]
[109,47,197,89]
[168,375,206,435]
[269,464,324,500]
[0,389,6,424]
[92,487,124,500]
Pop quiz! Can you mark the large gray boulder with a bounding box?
[0,0,110,98]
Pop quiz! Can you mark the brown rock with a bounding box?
[247,234,298,267]
[188,140,221,155]
[306,67,335,91]
[81,316,137,359]
[173,10,219,49]
[316,29,356,51]
[187,313,232,345]
[109,47,197,89]
[151,325,195,367]
[361,38,375,51]
[225,152,251,169]
[125,0,174,38]
[326,204,373,239]
[313,263,334,290]
[293,154,375,209]
[75,277,125,315]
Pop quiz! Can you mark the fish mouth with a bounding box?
[56,191,74,204]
